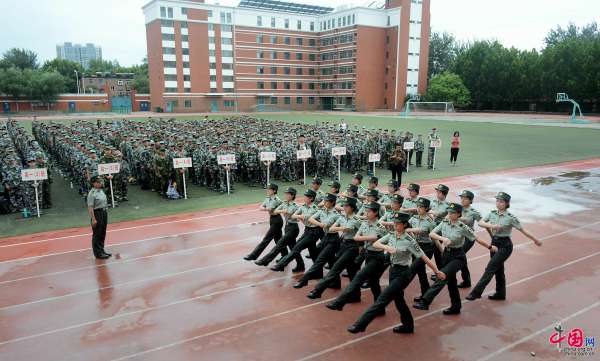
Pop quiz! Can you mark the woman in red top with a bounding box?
[450,131,460,165]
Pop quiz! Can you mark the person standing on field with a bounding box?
[450,131,460,165]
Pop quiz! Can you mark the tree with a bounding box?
[0,67,29,111]
[41,58,83,93]
[28,70,67,109]
[87,59,121,74]
[133,73,150,93]
[428,32,458,80]
[426,72,471,107]
[0,48,39,70]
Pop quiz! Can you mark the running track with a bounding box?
[0,158,599,361]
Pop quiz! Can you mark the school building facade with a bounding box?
[143,0,430,113]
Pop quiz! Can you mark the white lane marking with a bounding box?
[295,250,600,361]
[0,209,259,248]
[0,237,257,285]
[476,302,600,361]
[0,221,266,265]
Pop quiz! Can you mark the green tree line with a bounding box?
[0,48,149,110]
[426,22,600,113]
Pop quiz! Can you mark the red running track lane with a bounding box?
[0,158,598,361]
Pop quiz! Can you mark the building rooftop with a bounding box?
[238,0,334,15]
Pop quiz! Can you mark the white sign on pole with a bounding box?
[368,153,381,163]
[21,168,47,218]
[21,168,48,181]
[260,152,277,162]
[296,149,312,160]
[331,147,347,156]
[173,158,192,199]
[97,163,120,208]
[217,154,236,165]
[173,157,192,168]
[403,141,415,150]
[98,163,121,175]
[430,139,442,148]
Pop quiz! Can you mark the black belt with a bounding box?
[492,236,511,241]
[343,238,355,243]
[94,208,107,212]
[367,250,384,255]
[391,264,409,270]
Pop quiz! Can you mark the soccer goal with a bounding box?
[403,101,455,117]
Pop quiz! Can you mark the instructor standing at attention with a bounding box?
[88,176,111,259]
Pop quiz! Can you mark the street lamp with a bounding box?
[74,70,80,94]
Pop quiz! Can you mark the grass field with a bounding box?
[2,112,600,238]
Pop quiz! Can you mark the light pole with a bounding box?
[74,70,80,94]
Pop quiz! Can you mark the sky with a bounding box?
[1,0,598,66]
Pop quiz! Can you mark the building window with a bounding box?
[162,47,176,54]
[208,23,214,31]
[270,97,278,104]
[296,82,302,90]
[284,82,290,90]
[297,20,302,30]
[384,82,388,90]
[271,82,277,89]
[284,67,291,75]
[160,19,174,27]
[352,14,355,24]
[164,74,177,81]
[284,52,290,60]
[296,53,302,60]
[183,75,191,81]
[284,37,290,45]
[271,17,276,27]
[387,16,391,26]
[160,7,166,17]
[184,99,192,108]
[210,75,217,81]
[296,97,303,104]
[257,16,262,26]
[162,34,175,41]
[209,63,217,69]
[181,7,187,15]
[338,18,341,27]
[222,63,233,69]
[208,10,213,17]
[284,97,291,104]
[256,34,263,43]
[164,61,177,68]
[284,19,289,29]
[386,36,390,44]
[223,76,234,82]
[270,35,277,44]
[308,68,315,75]
[222,50,233,57]
[309,97,315,104]
[310,21,314,31]
[309,54,316,61]
[270,51,277,59]
[224,100,235,107]
[386,51,389,58]
[257,66,265,74]
[343,16,346,26]
[181,34,189,41]
[182,48,189,55]
[271,66,277,74]
[257,81,265,89]
[220,12,226,23]
[210,87,217,93]
[309,39,316,46]
[167,7,173,18]
[296,38,303,46]
[164,87,178,92]
[227,13,232,23]
[208,37,215,44]
[222,25,232,32]
[309,83,315,90]
[221,38,232,45]
[296,68,303,75]
[257,51,264,59]
[183,62,190,68]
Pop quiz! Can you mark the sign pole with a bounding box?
[432,148,437,171]
[226,168,231,195]
[303,160,306,185]
[337,156,341,181]
[406,151,410,173]
[182,171,187,199]
[34,181,40,218]
[372,161,376,176]
[267,161,271,185]
[109,177,115,208]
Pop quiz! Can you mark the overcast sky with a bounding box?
[1,0,598,66]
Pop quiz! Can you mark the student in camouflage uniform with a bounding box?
[244,183,283,261]
[415,134,425,167]
[427,128,440,169]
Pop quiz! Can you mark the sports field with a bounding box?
[1,158,599,360]
[2,112,600,238]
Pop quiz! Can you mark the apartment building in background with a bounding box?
[143,0,430,112]
[56,42,103,69]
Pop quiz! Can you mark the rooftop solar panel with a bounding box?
[238,0,334,15]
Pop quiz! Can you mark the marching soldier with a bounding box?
[456,190,482,288]
[244,183,283,261]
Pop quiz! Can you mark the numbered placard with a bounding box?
[217,154,236,165]
[21,168,48,181]
[368,153,381,162]
[98,163,121,175]
[403,141,415,150]
[332,147,347,156]
[260,151,277,162]
[173,157,192,169]
[430,139,442,148]
[296,149,312,160]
